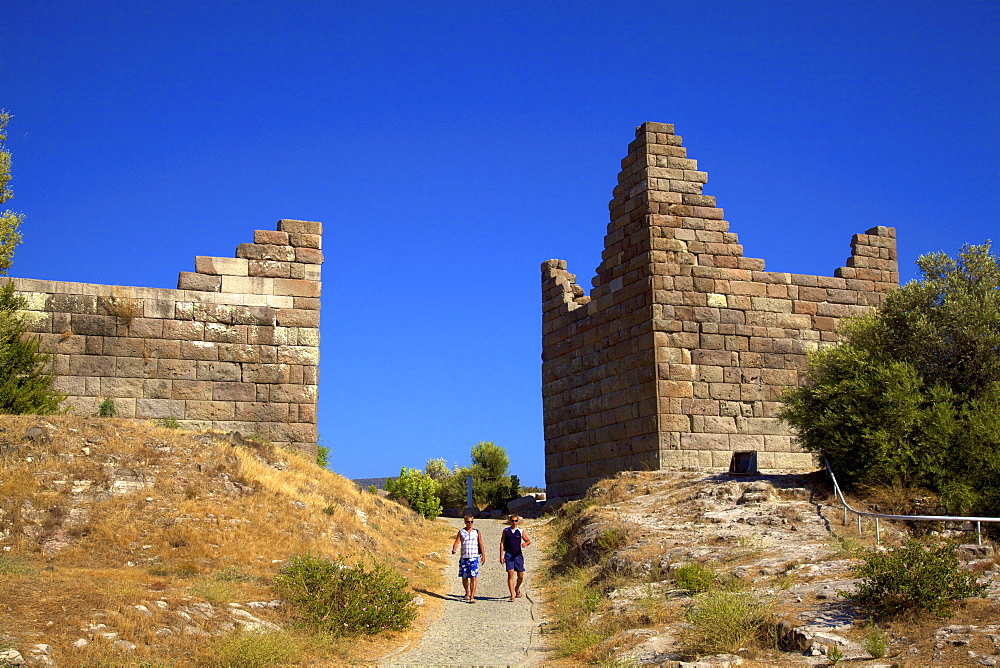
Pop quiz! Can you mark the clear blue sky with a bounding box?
[3,1,997,486]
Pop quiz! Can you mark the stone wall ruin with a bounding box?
[12,219,322,457]
[542,123,898,499]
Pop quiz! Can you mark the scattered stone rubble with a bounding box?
[1,600,284,665]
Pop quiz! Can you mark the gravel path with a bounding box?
[385,517,543,667]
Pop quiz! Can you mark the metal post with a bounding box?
[857,514,862,536]
[466,474,473,509]
[875,517,880,545]
[978,521,983,546]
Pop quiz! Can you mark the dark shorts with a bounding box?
[504,552,525,572]
[458,557,479,578]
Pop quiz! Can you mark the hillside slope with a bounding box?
[0,415,451,666]
[537,470,1000,665]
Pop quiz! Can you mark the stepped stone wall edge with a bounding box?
[11,219,322,458]
[542,123,899,499]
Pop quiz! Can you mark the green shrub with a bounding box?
[316,443,330,467]
[272,554,416,635]
[157,417,180,429]
[595,528,627,554]
[827,644,843,663]
[385,467,442,519]
[0,282,65,415]
[674,563,715,594]
[685,590,770,654]
[99,397,115,417]
[863,622,888,658]
[848,539,987,617]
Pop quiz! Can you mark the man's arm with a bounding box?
[451,531,462,554]
[521,529,531,547]
[477,531,486,558]
[499,528,506,562]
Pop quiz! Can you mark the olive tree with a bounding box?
[779,243,1000,515]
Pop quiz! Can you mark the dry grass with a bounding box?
[0,414,452,665]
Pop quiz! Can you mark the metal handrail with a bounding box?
[825,460,1000,545]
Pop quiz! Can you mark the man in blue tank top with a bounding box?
[499,514,532,602]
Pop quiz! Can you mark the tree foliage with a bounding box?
[779,243,1000,515]
[0,111,24,275]
[429,442,522,510]
[423,457,450,481]
[0,282,65,414]
[384,467,442,519]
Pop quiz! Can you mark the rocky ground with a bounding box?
[536,470,1000,666]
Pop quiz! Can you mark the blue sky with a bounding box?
[2,1,997,486]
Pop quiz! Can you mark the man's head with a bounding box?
[508,514,520,525]
[463,514,475,525]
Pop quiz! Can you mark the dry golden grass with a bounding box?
[0,414,452,665]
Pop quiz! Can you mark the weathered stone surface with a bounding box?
[542,123,898,499]
[177,272,222,292]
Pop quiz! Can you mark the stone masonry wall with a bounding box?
[12,219,322,457]
[542,123,898,499]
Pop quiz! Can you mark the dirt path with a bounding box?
[384,517,546,666]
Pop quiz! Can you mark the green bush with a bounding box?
[848,539,987,617]
[0,282,65,415]
[674,563,715,594]
[316,443,331,467]
[99,397,115,417]
[863,622,888,658]
[272,554,416,635]
[595,528,627,553]
[385,467,442,519]
[685,590,770,654]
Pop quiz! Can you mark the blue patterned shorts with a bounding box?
[458,557,479,578]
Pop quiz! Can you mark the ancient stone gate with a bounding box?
[542,123,898,499]
[13,219,322,457]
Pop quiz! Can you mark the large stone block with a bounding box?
[136,398,186,419]
[177,272,222,292]
[273,278,320,298]
[276,309,320,328]
[236,243,296,262]
[242,363,290,384]
[185,400,235,420]
[195,256,249,276]
[278,219,323,235]
[171,380,213,401]
[270,384,318,403]
[235,401,290,421]
[196,361,241,382]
